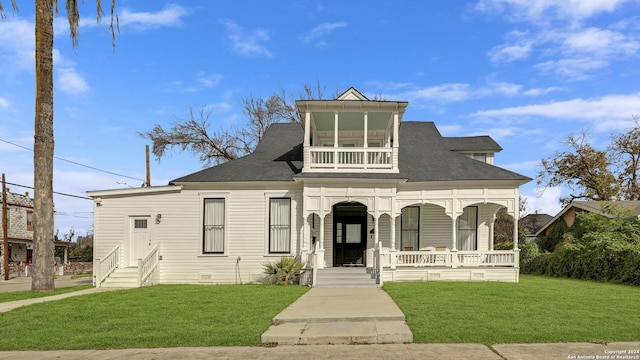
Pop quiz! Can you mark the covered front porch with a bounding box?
[300,184,521,285]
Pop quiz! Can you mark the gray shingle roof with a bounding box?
[170,121,531,184]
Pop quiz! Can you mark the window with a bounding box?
[269,198,291,253]
[26,211,33,231]
[401,206,420,251]
[473,153,487,163]
[203,198,225,254]
[134,219,147,229]
[457,206,478,250]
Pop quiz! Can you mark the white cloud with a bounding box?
[522,186,564,216]
[470,93,640,132]
[475,0,631,23]
[400,83,472,103]
[0,97,10,109]
[119,4,189,28]
[221,19,272,58]
[0,17,34,73]
[197,72,223,89]
[300,21,348,46]
[57,67,90,95]
[523,87,561,96]
[535,58,609,80]
[499,160,540,172]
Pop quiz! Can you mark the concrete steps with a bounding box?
[261,287,412,345]
[100,267,139,288]
[314,267,378,288]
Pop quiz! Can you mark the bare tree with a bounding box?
[1,1,117,291]
[141,83,332,165]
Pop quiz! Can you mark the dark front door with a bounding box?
[333,204,367,267]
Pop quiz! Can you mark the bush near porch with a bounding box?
[384,275,640,344]
[521,205,640,286]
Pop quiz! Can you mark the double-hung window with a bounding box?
[401,206,420,251]
[203,198,225,254]
[269,198,291,253]
[457,206,478,250]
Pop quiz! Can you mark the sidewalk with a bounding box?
[1,342,639,360]
[0,274,117,313]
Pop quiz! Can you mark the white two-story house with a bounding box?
[89,88,531,287]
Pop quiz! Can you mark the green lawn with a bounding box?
[384,275,640,344]
[0,284,308,350]
[0,285,93,303]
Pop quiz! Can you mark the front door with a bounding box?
[333,204,367,266]
[130,217,151,266]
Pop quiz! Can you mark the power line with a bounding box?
[0,138,145,182]
[4,181,92,200]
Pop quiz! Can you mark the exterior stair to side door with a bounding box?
[314,267,378,287]
[100,267,140,288]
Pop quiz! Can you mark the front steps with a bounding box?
[100,267,140,288]
[314,267,378,288]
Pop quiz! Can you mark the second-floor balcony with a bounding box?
[306,146,397,171]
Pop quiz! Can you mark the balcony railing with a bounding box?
[306,146,395,170]
[377,249,517,268]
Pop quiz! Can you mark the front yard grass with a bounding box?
[384,275,640,344]
[0,284,308,350]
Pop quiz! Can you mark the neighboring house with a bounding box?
[1,190,70,267]
[534,201,640,245]
[88,88,531,288]
[520,213,552,241]
[1,191,34,263]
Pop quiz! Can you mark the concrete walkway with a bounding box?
[1,342,640,360]
[261,287,413,345]
[0,274,118,313]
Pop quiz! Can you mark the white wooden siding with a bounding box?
[93,185,303,284]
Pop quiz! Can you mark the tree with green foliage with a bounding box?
[1,1,117,291]
[538,123,640,205]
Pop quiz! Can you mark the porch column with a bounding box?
[334,112,339,169]
[363,112,368,168]
[302,215,310,251]
[512,210,519,251]
[318,214,325,269]
[451,212,459,268]
[390,214,396,251]
[374,216,379,247]
[451,214,458,251]
[64,245,68,265]
[303,111,311,171]
[489,214,496,251]
[392,112,399,171]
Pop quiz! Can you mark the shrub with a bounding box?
[260,256,304,285]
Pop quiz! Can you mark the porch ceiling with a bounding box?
[312,111,391,131]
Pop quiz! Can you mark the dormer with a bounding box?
[297,87,408,173]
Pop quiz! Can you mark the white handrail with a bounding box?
[138,245,160,286]
[96,244,120,287]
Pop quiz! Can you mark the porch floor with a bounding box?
[261,287,412,345]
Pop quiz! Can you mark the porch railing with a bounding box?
[95,244,120,288]
[308,146,393,170]
[389,250,517,268]
[138,245,160,286]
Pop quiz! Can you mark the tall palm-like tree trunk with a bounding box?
[32,0,55,291]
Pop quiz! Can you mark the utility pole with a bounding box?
[2,173,9,280]
[145,145,151,187]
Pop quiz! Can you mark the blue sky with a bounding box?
[1,0,639,236]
